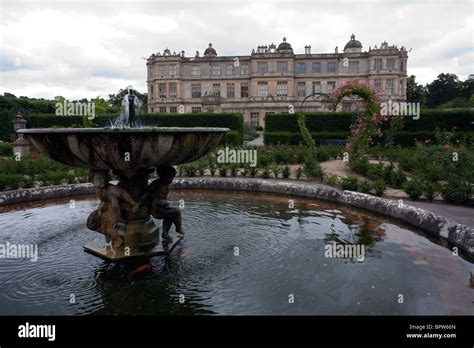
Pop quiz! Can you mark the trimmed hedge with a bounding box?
[402,109,474,132]
[264,109,474,146]
[265,112,353,133]
[264,131,350,145]
[25,112,244,145]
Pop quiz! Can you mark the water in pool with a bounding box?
[0,190,472,315]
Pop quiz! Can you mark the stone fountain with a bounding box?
[18,89,228,261]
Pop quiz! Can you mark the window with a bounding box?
[169,65,177,76]
[170,106,177,113]
[277,62,288,73]
[241,83,249,98]
[150,85,154,99]
[212,83,221,96]
[250,112,259,127]
[296,63,306,73]
[191,66,201,76]
[387,58,395,70]
[257,62,268,74]
[386,79,394,95]
[312,62,321,73]
[226,65,233,75]
[191,107,202,113]
[297,82,306,97]
[399,80,404,96]
[349,61,359,72]
[158,65,166,76]
[227,83,235,98]
[159,83,166,98]
[277,81,288,96]
[312,81,321,94]
[211,65,221,76]
[374,59,382,70]
[159,107,167,113]
[191,84,201,98]
[327,62,336,73]
[400,61,404,71]
[257,81,268,97]
[374,79,382,90]
[327,81,336,93]
[241,64,249,75]
[150,107,154,113]
[169,83,177,98]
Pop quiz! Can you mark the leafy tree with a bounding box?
[406,75,425,105]
[425,73,462,108]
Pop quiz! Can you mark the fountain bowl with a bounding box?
[18,127,229,170]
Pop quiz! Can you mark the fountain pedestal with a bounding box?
[17,127,229,261]
[84,230,183,261]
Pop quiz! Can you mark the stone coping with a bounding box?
[0,177,472,258]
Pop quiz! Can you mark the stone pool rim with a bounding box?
[0,177,472,258]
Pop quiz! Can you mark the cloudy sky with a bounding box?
[0,0,472,100]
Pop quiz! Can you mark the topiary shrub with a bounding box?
[340,176,359,191]
[402,179,424,200]
[441,177,471,204]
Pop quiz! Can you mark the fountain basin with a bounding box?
[18,127,229,170]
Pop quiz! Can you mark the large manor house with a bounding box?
[146,35,408,127]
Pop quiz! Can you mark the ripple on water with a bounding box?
[0,191,472,315]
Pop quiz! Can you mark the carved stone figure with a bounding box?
[140,166,184,242]
[87,170,139,248]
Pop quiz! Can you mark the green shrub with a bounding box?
[208,158,216,176]
[183,164,196,177]
[270,165,280,179]
[230,163,239,177]
[349,155,369,176]
[218,165,228,177]
[304,157,324,179]
[282,166,291,179]
[261,167,271,179]
[390,168,407,188]
[441,177,471,204]
[358,180,373,194]
[0,142,13,156]
[367,163,385,181]
[421,180,440,201]
[403,179,424,200]
[296,167,303,179]
[0,174,24,190]
[250,166,259,178]
[373,179,386,196]
[326,174,341,187]
[340,176,359,191]
[197,161,207,176]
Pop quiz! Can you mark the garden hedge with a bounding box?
[264,109,474,146]
[24,112,244,145]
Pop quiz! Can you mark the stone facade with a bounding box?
[146,35,408,127]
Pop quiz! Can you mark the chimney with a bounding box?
[305,45,311,55]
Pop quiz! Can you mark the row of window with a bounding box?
[373,58,403,71]
[150,106,203,113]
[191,83,249,98]
[152,58,404,78]
[152,79,403,99]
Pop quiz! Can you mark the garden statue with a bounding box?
[140,166,184,242]
[87,170,140,248]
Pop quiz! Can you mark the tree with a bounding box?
[425,73,462,108]
[406,75,425,105]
